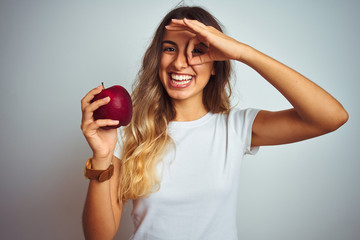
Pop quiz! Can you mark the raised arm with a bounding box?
[81,85,123,239]
[240,45,348,146]
[166,19,348,146]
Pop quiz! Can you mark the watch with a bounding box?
[84,158,114,182]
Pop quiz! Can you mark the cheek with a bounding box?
[159,56,171,85]
[159,57,167,78]
[193,63,214,78]
[159,54,173,70]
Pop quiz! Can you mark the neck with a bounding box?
[172,99,208,122]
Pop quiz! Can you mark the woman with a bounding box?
[81,6,348,240]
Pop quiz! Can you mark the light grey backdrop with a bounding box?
[0,0,359,239]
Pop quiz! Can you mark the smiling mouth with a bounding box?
[169,73,193,86]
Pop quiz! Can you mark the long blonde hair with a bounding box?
[119,6,232,202]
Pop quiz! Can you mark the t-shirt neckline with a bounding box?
[168,111,214,129]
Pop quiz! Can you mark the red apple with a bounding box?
[91,83,133,129]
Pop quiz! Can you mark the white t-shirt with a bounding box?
[115,108,260,240]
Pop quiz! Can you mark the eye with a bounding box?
[163,47,176,52]
[192,48,204,55]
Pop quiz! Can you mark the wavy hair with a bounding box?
[119,6,232,202]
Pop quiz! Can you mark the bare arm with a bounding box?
[167,19,348,146]
[82,156,123,240]
[238,46,349,146]
[81,85,124,239]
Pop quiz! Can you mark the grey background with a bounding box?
[0,0,359,239]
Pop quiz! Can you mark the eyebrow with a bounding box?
[162,40,177,46]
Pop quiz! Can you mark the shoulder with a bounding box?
[228,108,260,128]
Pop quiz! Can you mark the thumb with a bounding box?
[187,54,213,66]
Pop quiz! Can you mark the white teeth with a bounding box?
[171,73,193,81]
[171,79,191,85]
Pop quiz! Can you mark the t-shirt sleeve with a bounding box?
[229,108,260,155]
[113,128,124,159]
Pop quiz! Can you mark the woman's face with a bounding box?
[158,29,215,105]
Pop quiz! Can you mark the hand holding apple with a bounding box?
[81,83,132,164]
[91,83,133,129]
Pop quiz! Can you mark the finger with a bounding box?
[169,18,187,26]
[82,118,119,136]
[165,24,196,34]
[167,19,215,47]
[91,119,120,129]
[187,37,213,65]
[168,19,205,33]
[82,96,111,125]
[182,18,209,34]
[186,36,199,58]
[171,18,207,29]
[186,37,202,63]
[188,54,213,66]
[165,25,193,32]
[81,85,104,111]
[183,18,206,27]
[86,96,110,113]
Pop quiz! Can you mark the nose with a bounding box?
[174,50,189,70]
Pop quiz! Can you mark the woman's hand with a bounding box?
[81,85,119,166]
[167,19,348,146]
[165,18,245,65]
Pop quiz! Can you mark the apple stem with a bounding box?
[101,82,105,89]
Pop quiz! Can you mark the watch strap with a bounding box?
[84,158,114,182]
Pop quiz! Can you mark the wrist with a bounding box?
[84,158,114,182]
[91,156,113,170]
[235,43,253,64]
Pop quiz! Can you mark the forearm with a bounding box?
[82,157,120,240]
[237,44,348,131]
[82,180,117,240]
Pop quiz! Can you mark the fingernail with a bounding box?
[103,96,110,101]
[113,120,119,124]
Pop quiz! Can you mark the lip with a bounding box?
[168,72,194,88]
